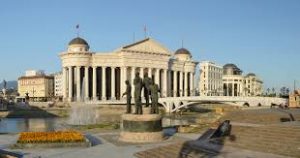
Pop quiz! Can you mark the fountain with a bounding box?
[68,105,100,125]
[68,76,100,125]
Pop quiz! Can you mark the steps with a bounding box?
[222,124,300,157]
[134,140,216,158]
[221,109,300,124]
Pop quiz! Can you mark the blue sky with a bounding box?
[0,0,299,91]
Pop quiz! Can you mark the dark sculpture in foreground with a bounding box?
[149,80,160,114]
[143,73,151,107]
[134,72,143,114]
[211,120,231,138]
[122,80,132,114]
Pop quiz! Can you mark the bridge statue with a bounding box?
[119,73,164,143]
[134,72,143,114]
[150,80,160,114]
[143,73,151,107]
[122,80,132,114]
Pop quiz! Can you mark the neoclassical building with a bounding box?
[222,64,263,96]
[60,37,198,102]
[199,61,223,96]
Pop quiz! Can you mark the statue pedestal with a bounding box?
[119,114,164,143]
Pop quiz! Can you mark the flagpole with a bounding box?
[144,25,147,38]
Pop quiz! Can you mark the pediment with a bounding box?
[122,38,171,55]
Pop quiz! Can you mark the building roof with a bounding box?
[223,63,238,69]
[223,63,243,75]
[175,48,191,55]
[246,73,256,77]
[18,75,54,80]
[121,38,171,55]
[68,37,89,46]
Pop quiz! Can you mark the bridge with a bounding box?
[158,96,288,113]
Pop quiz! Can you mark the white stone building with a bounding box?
[60,37,198,102]
[199,61,223,96]
[222,64,263,96]
[54,72,63,99]
[244,73,263,96]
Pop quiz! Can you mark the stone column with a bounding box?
[85,66,89,101]
[131,67,135,97]
[120,67,125,99]
[167,70,171,97]
[163,69,167,97]
[149,68,152,80]
[102,66,107,100]
[68,66,73,102]
[76,66,81,101]
[190,72,194,96]
[92,66,97,101]
[174,71,177,97]
[62,67,67,101]
[140,68,144,98]
[232,82,235,97]
[184,72,188,97]
[179,71,183,97]
[155,69,160,88]
[227,83,230,96]
[111,67,116,100]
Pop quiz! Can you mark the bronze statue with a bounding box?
[25,92,30,102]
[133,72,143,114]
[122,80,132,114]
[149,80,160,114]
[143,73,151,107]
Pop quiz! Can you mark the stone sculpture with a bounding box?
[122,80,132,113]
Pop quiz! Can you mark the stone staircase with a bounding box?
[222,124,300,157]
[134,140,217,158]
[221,109,300,124]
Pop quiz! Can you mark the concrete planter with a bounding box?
[14,139,91,148]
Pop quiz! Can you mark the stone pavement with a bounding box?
[0,131,294,158]
[1,108,299,158]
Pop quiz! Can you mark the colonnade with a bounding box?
[62,66,195,102]
[223,81,243,97]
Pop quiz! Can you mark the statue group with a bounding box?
[122,72,160,115]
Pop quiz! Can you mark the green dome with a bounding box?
[68,37,89,46]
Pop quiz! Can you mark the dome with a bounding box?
[223,63,242,75]
[68,37,89,46]
[175,48,191,55]
[223,63,238,69]
[246,73,256,77]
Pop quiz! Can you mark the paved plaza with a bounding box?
[0,108,299,158]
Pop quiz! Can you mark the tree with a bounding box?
[270,88,276,97]
[280,87,287,96]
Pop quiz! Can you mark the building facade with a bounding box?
[289,90,300,108]
[244,73,263,96]
[199,61,223,96]
[18,70,54,101]
[222,64,263,97]
[60,37,198,102]
[54,72,63,99]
